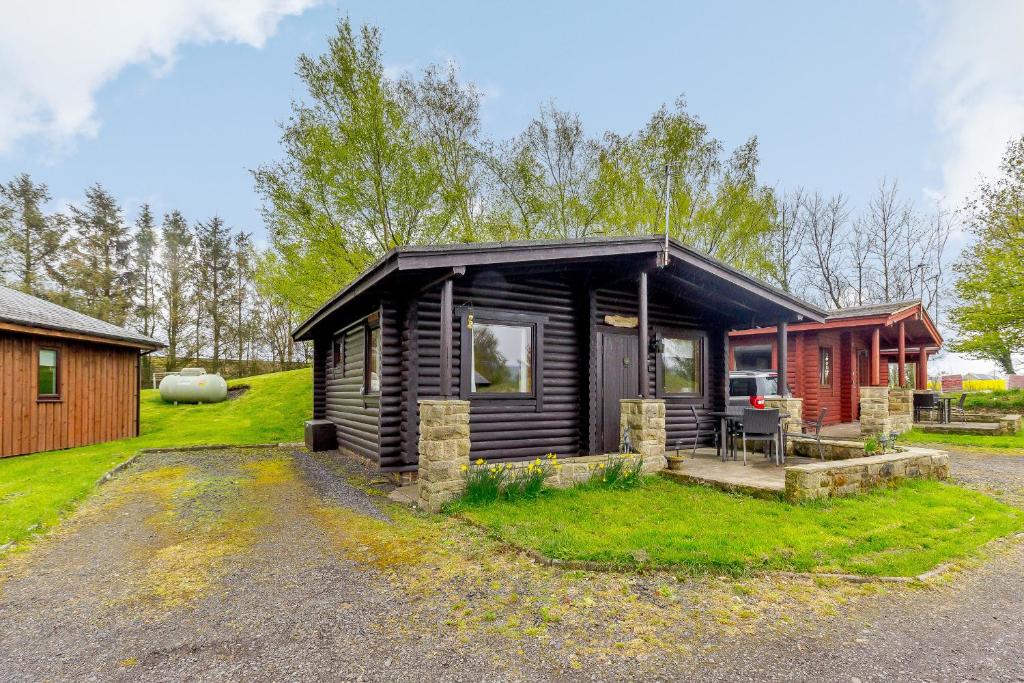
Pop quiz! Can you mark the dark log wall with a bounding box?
[1,332,139,458]
[592,278,726,452]
[324,320,379,461]
[312,337,327,420]
[407,269,585,464]
[379,298,405,469]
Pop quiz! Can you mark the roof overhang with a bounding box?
[0,320,164,351]
[292,236,826,341]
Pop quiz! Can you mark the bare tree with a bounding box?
[866,178,915,302]
[765,187,805,292]
[801,191,849,308]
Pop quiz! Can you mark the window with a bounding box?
[819,347,833,386]
[364,324,381,394]
[332,338,342,369]
[733,344,773,371]
[38,348,59,400]
[661,336,702,395]
[471,322,534,395]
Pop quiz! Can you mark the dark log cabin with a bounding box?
[729,300,943,426]
[293,236,825,472]
[0,285,162,458]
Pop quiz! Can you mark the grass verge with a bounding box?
[0,368,311,548]
[460,476,1024,577]
[903,428,1024,450]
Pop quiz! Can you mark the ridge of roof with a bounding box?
[824,299,921,320]
[0,285,163,348]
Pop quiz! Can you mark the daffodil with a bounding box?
[460,464,468,471]
[475,458,486,466]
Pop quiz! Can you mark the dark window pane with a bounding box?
[662,338,701,394]
[472,323,533,394]
[734,345,773,371]
[819,347,833,386]
[38,349,58,396]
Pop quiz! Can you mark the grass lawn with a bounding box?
[903,428,1024,451]
[460,477,1024,577]
[0,368,311,548]
[958,389,1024,412]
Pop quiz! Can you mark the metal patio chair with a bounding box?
[741,408,781,466]
[913,392,938,422]
[951,392,968,421]
[785,407,828,462]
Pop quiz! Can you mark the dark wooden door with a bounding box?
[598,332,639,453]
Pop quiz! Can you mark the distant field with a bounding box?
[0,368,312,548]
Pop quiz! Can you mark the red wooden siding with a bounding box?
[1,331,140,458]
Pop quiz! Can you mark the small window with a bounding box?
[364,324,381,394]
[38,348,59,399]
[332,338,342,369]
[661,337,702,395]
[734,345,773,371]
[471,322,534,395]
[819,347,833,386]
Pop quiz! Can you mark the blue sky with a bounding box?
[1,1,1021,370]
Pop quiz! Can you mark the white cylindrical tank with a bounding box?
[159,368,229,404]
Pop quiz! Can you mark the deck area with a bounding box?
[663,447,817,498]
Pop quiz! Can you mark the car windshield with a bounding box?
[730,376,779,396]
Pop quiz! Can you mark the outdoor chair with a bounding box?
[741,408,781,466]
[913,392,938,422]
[951,392,968,421]
[785,407,828,462]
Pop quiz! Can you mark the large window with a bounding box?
[38,348,60,400]
[819,346,833,387]
[734,344,773,371]
[364,324,381,394]
[660,336,702,395]
[471,322,534,395]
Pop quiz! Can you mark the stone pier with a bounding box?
[887,387,913,434]
[416,399,471,513]
[765,396,804,435]
[859,386,891,437]
[619,399,667,470]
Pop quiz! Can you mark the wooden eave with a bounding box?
[0,320,163,351]
[730,302,943,347]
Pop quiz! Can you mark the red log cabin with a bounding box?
[729,300,942,426]
[1,285,162,458]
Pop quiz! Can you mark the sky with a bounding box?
[0,0,1021,374]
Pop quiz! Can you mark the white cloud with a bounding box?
[921,0,1024,205]
[0,0,320,153]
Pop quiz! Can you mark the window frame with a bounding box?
[363,313,382,396]
[37,346,61,402]
[819,346,834,388]
[459,307,545,410]
[654,328,707,399]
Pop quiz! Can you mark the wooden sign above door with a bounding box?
[604,315,638,329]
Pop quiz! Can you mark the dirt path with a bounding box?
[0,447,1022,681]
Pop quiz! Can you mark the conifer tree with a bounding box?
[0,173,64,295]
[132,203,160,337]
[195,216,235,372]
[159,210,193,371]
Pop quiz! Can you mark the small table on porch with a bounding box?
[708,409,790,463]
[936,396,953,424]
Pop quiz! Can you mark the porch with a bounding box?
[662,447,812,498]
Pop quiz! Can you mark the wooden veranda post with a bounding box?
[870,327,881,386]
[440,278,453,398]
[638,271,649,398]
[776,321,788,396]
[897,320,906,388]
[918,348,928,389]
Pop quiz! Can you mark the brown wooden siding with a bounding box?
[324,321,380,461]
[1,331,139,458]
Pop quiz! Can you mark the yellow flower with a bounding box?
[460,464,468,471]
[599,463,606,469]
[475,458,486,466]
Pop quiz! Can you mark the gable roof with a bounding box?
[825,299,920,320]
[0,285,162,349]
[293,235,827,340]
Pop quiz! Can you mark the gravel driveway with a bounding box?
[0,446,1022,681]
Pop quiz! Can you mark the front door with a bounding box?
[598,331,639,452]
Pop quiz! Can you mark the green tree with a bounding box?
[254,18,458,317]
[159,210,193,370]
[132,203,160,337]
[0,173,64,295]
[950,136,1024,374]
[195,216,235,372]
[62,184,134,324]
[231,230,256,368]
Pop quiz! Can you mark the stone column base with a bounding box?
[860,386,891,436]
[416,399,470,513]
[765,397,803,435]
[620,399,667,470]
[887,387,913,435]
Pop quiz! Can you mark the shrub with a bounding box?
[863,437,879,455]
[459,453,561,505]
[583,455,644,490]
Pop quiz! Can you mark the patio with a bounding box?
[662,447,817,498]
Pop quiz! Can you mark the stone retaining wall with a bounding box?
[500,451,665,488]
[789,437,866,460]
[785,449,950,501]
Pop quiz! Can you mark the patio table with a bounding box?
[708,409,789,462]
[936,396,953,424]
